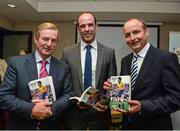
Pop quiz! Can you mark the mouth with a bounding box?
[84,33,92,37]
[131,41,140,46]
[42,48,52,52]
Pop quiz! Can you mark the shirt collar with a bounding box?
[80,39,97,50]
[35,50,51,63]
[133,42,150,58]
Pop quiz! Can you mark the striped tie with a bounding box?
[39,60,48,78]
[131,55,138,91]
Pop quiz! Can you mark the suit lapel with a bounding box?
[96,43,104,87]
[49,57,58,81]
[75,43,83,89]
[25,53,38,81]
[132,45,156,94]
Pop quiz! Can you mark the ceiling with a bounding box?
[0,0,180,23]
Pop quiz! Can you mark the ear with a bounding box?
[145,28,149,37]
[33,36,38,45]
[95,23,98,32]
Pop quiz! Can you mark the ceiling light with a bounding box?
[7,3,16,8]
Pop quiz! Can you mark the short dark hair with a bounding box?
[37,81,42,84]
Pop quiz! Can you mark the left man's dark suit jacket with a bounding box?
[120,45,180,130]
[0,53,74,130]
[62,42,117,129]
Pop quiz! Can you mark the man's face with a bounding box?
[123,19,149,53]
[34,29,58,59]
[78,13,97,44]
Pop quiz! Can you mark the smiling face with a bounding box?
[77,13,98,44]
[123,18,149,53]
[34,23,59,59]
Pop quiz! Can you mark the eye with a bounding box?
[132,30,140,35]
[80,24,86,29]
[51,39,57,43]
[42,37,49,41]
[88,23,94,27]
[125,33,130,38]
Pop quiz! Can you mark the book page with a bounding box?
[80,86,99,104]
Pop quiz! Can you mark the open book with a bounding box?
[28,76,56,104]
[69,86,101,106]
[109,75,131,111]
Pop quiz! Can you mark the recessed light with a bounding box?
[7,3,16,8]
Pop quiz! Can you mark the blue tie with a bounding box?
[131,55,138,91]
[84,45,92,90]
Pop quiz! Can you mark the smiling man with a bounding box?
[62,12,117,130]
[104,18,180,130]
[0,22,73,130]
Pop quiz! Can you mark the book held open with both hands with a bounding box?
[109,75,131,111]
[28,76,56,104]
[69,86,101,107]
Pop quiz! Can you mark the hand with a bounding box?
[93,100,108,112]
[116,100,141,115]
[103,79,112,90]
[77,102,90,110]
[31,98,52,120]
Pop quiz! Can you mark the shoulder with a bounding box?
[122,53,132,61]
[63,44,79,53]
[51,56,69,68]
[98,42,115,52]
[9,54,32,63]
[149,46,176,60]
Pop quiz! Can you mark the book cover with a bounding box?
[109,75,131,111]
[28,76,56,104]
[69,86,101,107]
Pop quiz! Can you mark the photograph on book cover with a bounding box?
[28,76,56,103]
[109,76,131,110]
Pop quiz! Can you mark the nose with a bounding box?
[130,34,135,41]
[85,25,89,31]
[47,40,52,46]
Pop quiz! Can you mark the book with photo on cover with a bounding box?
[28,76,56,104]
[69,86,102,107]
[109,75,131,110]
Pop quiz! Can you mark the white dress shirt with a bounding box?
[80,39,97,88]
[132,42,150,74]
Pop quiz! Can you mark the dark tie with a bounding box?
[39,59,48,78]
[131,55,138,91]
[84,45,92,90]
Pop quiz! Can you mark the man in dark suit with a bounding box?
[62,12,117,130]
[104,18,180,130]
[0,22,73,130]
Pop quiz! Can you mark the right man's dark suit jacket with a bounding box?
[62,42,117,129]
[0,53,74,130]
[120,45,180,130]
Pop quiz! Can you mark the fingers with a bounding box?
[93,102,107,112]
[103,79,112,90]
[31,101,52,120]
[32,98,52,106]
[116,108,128,114]
[32,99,43,103]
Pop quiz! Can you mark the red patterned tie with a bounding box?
[39,60,48,78]
[37,59,48,129]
